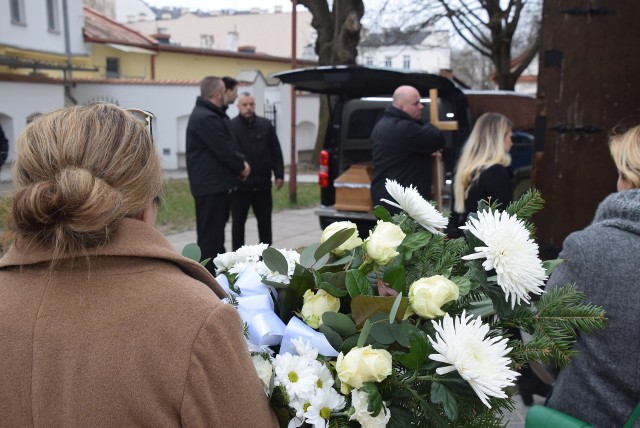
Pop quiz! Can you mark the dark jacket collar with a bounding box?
[196,96,228,119]
[384,104,417,122]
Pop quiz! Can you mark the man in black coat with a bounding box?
[230,93,284,249]
[186,76,250,269]
[0,123,8,174]
[370,85,445,214]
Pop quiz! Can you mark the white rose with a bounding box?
[251,355,273,395]
[408,275,459,319]
[363,220,406,265]
[336,346,392,392]
[350,388,392,428]
[321,221,363,256]
[300,289,340,329]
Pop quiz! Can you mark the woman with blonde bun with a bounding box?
[0,104,277,427]
[545,125,640,426]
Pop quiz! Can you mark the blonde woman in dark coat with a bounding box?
[0,104,277,427]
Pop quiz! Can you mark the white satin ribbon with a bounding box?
[279,316,339,357]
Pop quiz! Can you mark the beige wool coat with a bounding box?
[0,219,278,427]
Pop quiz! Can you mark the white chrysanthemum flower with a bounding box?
[274,353,319,400]
[251,354,273,395]
[235,243,269,260]
[350,388,391,428]
[292,338,319,360]
[381,179,448,235]
[213,251,242,274]
[314,363,335,391]
[428,311,519,408]
[461,210,547,307]
[303,387,346,428]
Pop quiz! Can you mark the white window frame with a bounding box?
[365,56,373,66]
[403,55,411,70]
[10,0,26,25]
[384,56,392,68]
[46,0,61,32]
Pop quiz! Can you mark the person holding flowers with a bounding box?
[0,104,277,427]
[545,124,640,426]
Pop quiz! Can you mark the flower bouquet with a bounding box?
[186,180,606,428]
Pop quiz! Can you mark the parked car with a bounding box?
[273,66,472,236]
[273,67,535,235]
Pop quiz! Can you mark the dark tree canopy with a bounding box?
[298,0,365,65]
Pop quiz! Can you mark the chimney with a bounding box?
[227,31,239,51]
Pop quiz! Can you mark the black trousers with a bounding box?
[230,189,273,250]
[194,191,230,274]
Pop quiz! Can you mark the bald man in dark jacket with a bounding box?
[371,85,445,214]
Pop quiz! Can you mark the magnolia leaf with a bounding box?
[543,258,564,276]
[389,292,403,323]
[262,247,288,275]
[182,243,202,262]
[357,319,372,348]
[345,270,374,298]
[431,382,459,421]
[315,228,356,261]
[300,243,320,268]
[319,324,343,351]
[401,231,432,252]
[318,281,348,298]
[322,312,356,337]
[373,205,391,222]
[397,331,429,370]
[383,265,406,294]
[451,275,472,296]
[351,295,409,327]
[361,383,383,417]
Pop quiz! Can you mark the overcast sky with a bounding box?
[144,1,295,12]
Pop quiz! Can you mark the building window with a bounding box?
[10,0,26,24]
[384,57,392,68]
[46,0,60,32]
[403,55,411,70]
[200,34,214,49]
[365,56,373,66]
[106,57,120,78]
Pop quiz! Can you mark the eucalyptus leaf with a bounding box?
[314,228,356,261]
[389,292,403,323]
[369,321,395,345]
[200,257,211,268]
[300,243,320,268]
[182,243,201,262]
[319,324,343,351]
[262,247,289,275]
[322,312,356,336]
[390,323,418,348]
[357,319,372,348]
[431,382,459,421]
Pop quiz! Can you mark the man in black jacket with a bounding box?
[371,85,445,214]
[230,93,284,249]
[186,76,250,269]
